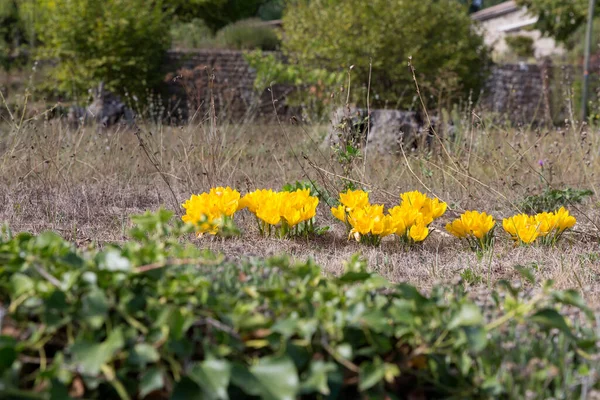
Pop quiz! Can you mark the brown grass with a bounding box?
[1,108,600,303]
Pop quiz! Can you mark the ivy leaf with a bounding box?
[249,356,299,400]
[449,304,483,329]
[99,250,131,272]
[300,360,336,395]
[70,328,124,376]
[188,359,231,400]
[358,358,385,391]
[139,367,164,398]
[530,309,575,339]
[129,343,160,367]
[80,288,109,329]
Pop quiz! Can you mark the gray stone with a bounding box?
[68,82,134,128]
[327,107,435,154]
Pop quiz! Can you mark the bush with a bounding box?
[505,35,535,58]
[282,0,491,108]
[33,0,171,99]
[170,18,215,49]
[215,18,281,51]
[0,210,598,399]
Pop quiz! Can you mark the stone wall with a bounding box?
[163,50,295,122]
[163,49,569,124]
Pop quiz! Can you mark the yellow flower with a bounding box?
[445,219,468,238]
[401,191,428,210]
[331,205,346,222]
[503,214,539,244]
[256,200,282,226]
[339,189,370,212]
[209,186,241,216]
[409,219,429,242]
[534,212,557,237]
[239,189,275,213]
[422,198,448,220]
[181,187,241,235]
[554,207,576,232]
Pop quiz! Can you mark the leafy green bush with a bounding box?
[33,0,171,99]
[244,50,345,120]
[521,187,593,213]
[0,210,598,399]
[282,0,491,108]
[170,18,215,49]
[215,18,281,51]
[505,35,535,58]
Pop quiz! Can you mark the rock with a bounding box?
[327,107,436,154]
[68,82,134,128]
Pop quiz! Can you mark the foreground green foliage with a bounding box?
[0,210,598,399]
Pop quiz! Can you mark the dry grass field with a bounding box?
[2,105,600,304]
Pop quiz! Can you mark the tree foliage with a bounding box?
[282,0,491,108]
[515,0,591,42]
[168,0,271,31]
[33,0,171,98]
[0,0,28,73]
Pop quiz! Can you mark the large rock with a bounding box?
[327,107,435,154]
[68,82,134,128]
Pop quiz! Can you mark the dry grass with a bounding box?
[1,108,600,303]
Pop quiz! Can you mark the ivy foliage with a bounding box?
[0,210,598,399]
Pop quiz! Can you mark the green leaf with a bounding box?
[249,356,299,400]
[81,289,109,329]
[140,367,164,398]
[70,328,124,376]
[171,377,203,400]
[231,363,262,396]
[464,326,488,353]
[10,273,34,297]
[0,336,17,373]
[99,250,131,272]
[530,308,575,339]
[449,304,483,329]
[129,343,160,367]
[358,358,385,391]
[188,359,231,400]
[300,361,336,395]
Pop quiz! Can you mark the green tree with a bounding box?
[34,0,171,99]
[168,0,270,31]
[282,0,490,108]
[515,0,591,42]
[0,0,27,74]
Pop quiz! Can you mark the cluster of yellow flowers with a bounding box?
[446,211,496,252]
[181,187,577,248]
[239,188,319,237]
[331,190,447,245]
[502,207,576,246]
[181,186,240,234]
[182,187,319,237]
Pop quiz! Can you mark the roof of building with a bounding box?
[471,1,520,22]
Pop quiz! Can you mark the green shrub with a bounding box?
[521,187,593,213]
[170,18,215,49]
[282,0,491,108]
[505,35,535,58]
[0,210,598,399]
[33,0,171,99]
[216,18,280,51]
